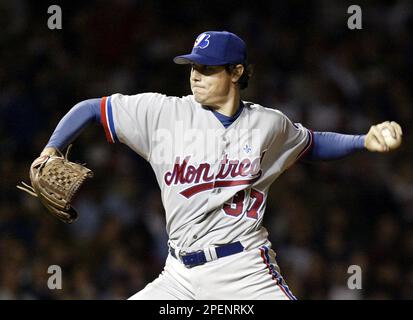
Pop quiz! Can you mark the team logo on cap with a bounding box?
[193,33,210,49]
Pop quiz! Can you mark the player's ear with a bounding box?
[231,64,244,83]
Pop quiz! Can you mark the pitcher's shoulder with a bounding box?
[243,101,289,122]
[110,92,195,109]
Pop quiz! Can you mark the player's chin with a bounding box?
[193,93,207,104]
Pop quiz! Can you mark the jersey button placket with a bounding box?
[204,132,226,217]
[213,135,226,192]
[213,134,227,196]
[217,135,227,195]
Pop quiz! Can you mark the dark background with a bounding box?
[0,0,412,299]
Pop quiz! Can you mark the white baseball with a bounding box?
[381,128,401,150]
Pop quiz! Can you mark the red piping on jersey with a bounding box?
[259,247,293,300]
[100,97,114,143]
[296,129,314,160]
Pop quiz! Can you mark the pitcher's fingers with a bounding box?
[371,126,387,148]
[391,121,403,136]
[382,122,397,139]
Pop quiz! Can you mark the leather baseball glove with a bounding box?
[17,145,93,223]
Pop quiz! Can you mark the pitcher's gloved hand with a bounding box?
[17,145,94,223]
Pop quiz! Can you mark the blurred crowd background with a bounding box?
[1,0,412,299]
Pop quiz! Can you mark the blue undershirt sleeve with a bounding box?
[45,98,101,150]
[303,131,366,161]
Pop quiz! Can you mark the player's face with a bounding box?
[190,63,233,106]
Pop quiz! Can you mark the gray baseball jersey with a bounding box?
[100,93,311,253]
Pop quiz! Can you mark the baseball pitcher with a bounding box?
[20,31,403,299]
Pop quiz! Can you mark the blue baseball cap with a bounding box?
[173,31,247,66]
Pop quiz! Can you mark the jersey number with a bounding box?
[223,189,264,220]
